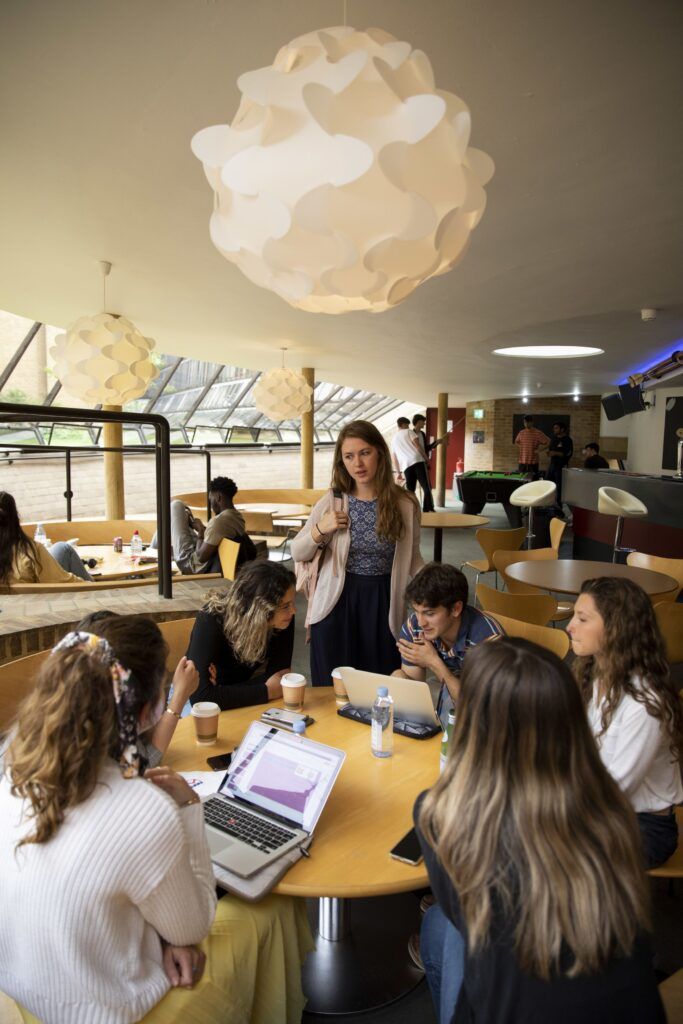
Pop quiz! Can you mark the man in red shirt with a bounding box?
[514,415,549,476]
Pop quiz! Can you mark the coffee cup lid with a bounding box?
[192,701,220,716]
[282,673,306,687]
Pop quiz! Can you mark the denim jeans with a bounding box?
[50,541,92,581]
[421,903,465,1024]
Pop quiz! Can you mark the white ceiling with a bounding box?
[1,0,682,406]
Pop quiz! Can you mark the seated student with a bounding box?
[416,637,665,1024]
[0,490,92,585]
[568,577,683,868]
[169,476,248,575]
[0,616,312,1024]
[583,442,610,469]
[394,562,503,724]
[76,609,199,767]
[187,560,296,709]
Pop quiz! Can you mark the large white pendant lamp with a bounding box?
[191,25,494,315]
[253,349,314,421]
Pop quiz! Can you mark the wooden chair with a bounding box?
[549,517,567,552]
[648,807,683,879]
[627,552,683,602]
[158,617,196,669]
[460,526,527,588]
[654,603,683,664]
[487,612,571,660]
[659,967,683,1023]
[218,538,240,580]
[475,583,557,626]
[492,547,574,623]
[242,512,299,562]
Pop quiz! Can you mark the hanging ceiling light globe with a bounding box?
[51,262,158,405]
[191,25,494,315]
[253,353,314,421]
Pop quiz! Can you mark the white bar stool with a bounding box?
[510,480,557,549]
[597,486,648,562]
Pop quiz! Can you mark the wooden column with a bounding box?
[301,368,315,488]
[103,404,125,519]
[435,392,448,508]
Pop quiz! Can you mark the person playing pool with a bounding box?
[393,562,503,725]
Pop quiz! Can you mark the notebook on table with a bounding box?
[203,720,345,878]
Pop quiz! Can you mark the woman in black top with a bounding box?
[187,561,296,710]
[415,637,664,1024]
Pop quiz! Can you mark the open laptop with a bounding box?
[341,668,441,729]
[203,720,345,878]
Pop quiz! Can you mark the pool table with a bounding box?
[455,471,528,526]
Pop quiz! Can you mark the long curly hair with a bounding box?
[420,638,649,980]
[572,577,682,762]
[0,491,40,585]
[203,560,296,666]
[7,616,168,848]
[330,420,416,543]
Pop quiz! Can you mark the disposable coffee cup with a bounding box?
[331,667,351,705]
[191,701,220,746]
[281,673,307,712]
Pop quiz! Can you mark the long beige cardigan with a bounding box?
[291,490,424,637]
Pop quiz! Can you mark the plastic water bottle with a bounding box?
[130,530,143,557]
[371,686,394,758]
[34,523,47,546]
[440,709,456,774]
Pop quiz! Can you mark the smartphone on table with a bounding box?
[260,707,315,731]
[207,752,233,771]
[390,827,423,866]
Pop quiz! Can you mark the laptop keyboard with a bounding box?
[204,798,296,853]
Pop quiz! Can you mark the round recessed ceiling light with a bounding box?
[493,345,604,358]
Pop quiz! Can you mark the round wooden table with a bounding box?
[421,511,490,562]
[505,558,679,597]
[166,688,439,1013]
[76,545,168,581]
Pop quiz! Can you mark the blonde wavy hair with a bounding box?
[331,420,416,543]
[204,560,296,666]
[419,637,649,979]
[8,616,168,848]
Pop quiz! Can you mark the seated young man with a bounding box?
[170,476,246,575]
[394,563,503,724]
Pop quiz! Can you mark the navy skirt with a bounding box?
[310,572,401,686]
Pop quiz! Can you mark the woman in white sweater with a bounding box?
[0,616,311,1024]
[568,577,683,868]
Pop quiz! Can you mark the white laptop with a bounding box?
[341,668,441,728]
[203,721,345,878]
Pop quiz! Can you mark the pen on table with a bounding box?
[301,847,311,858]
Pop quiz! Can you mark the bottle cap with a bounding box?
[377,686,389,697]
[293,720,306,735]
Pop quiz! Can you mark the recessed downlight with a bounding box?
[493,345,604,358]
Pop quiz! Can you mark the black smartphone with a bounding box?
[207,752,233,771]
[390,827,423,866]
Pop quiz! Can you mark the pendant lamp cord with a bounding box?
[343,0,347,27]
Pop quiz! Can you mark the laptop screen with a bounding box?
[220,721,345,832]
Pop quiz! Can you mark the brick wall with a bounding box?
[464,396,602,472]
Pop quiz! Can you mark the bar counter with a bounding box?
[563,468,683,560]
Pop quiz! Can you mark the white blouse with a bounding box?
[587,678,683,813]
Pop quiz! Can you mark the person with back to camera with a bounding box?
[0,490,93,585]
[416,637,666,1024]
[0,614,312,1024]
[546,420,573,510]
[390,416,422,486]
[186,560,296,709]
[292,419,424,685]
[583,442,610,469]
[393,562,503,726]
[567,576,683,868]
[513,415,549,476]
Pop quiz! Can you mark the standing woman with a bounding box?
[417,638,665,1024]
[292,420,423,686]
[568,576,683,869]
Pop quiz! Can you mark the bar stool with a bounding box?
[510,480,557,549]
[597,486,648,563]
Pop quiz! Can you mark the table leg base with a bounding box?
[302,892,425,1017]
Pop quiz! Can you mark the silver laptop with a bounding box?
[341,668,441,728]
[203,720,345,877]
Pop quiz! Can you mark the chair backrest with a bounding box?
[0,649,51,732]
[474,526,527,570]
[488,612,571,660]
[158,617,196,670]
[597,486,648,518]
[218,538,240,580]
[492,547,558,594]
[509,480,556,507]
[628,552,683,602]
[549,517,567,551]
[654,602,683,663]
[475,583,557,626]
[242,511,275,534]
[23,519,157,544]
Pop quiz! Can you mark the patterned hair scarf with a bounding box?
[52,631,145,778]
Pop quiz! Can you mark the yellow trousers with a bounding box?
[13,894,314,1024]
